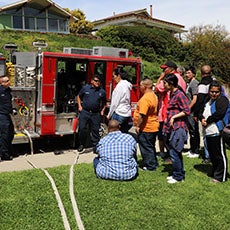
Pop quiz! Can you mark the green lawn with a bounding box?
[0,150,230,230]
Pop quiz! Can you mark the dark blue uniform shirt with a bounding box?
[0,85,13,115]
[78,84,106,112]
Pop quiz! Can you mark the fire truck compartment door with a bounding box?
[41,57,56,135]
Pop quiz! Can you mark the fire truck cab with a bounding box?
[5,46,142,146]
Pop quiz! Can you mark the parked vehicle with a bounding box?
[3,45,142,147]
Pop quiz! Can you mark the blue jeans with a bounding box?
[93,156,99,172]
[138,132,158,170]
[111,112,131,133]
[169,148,185,181]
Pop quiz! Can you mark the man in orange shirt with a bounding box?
[133,78,159,171]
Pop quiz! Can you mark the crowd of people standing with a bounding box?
[89,62,229,183]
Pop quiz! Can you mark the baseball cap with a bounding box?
[160,61,177,70]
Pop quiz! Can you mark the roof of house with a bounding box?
[0,0,77,22]
[93,8,185,33]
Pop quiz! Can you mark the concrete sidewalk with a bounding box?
[0,150,95,173]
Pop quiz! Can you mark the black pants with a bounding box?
[206,135,228,182]
[78,110,101,148]
[188,115,200,154]
[0,114,14,158]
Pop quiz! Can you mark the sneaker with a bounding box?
[142,166,157,171]
[167,176,173,180]
[77,145,85,153]
[187,152,199,158]
[182,151,191,156]
[167,178,184,184]
[210,178,220,183]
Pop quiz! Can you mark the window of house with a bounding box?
[48,19,58,32]
[3,5,69,33]
[37,18,46,31]
[59,19,68,32]
[25,17,35,30]
[13,16,22,29]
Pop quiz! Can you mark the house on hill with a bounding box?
[0,0,77,34]
[93,5,186,38]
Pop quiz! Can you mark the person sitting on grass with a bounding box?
[93,120,138,181]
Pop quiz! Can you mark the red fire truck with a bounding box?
[4,45,142,147]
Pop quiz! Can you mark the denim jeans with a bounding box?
[138,131,158,170]
[93,156,100,172]
[111,112,131,133]
[169,148,185,181]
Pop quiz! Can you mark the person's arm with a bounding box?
[155,73,166,93]
[170,111,186,127]
[206,96,229,124]
[100,94,107,116]
[135,113,145,133]
[76,95,82,111]
[189,94,197,109]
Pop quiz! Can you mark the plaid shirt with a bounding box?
[163,89,190,134]
[95,131,138,180]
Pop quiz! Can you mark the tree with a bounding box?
[96,26,183,63]
[64,8,94,35]
[182,24,230,82]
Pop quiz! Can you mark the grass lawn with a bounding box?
[0,150,230,230]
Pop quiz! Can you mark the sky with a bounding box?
[0,0,230,32]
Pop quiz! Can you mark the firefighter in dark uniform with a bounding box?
[0,76,14,161]
[76,75,106,153]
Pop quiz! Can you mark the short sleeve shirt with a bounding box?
[78,84,106,111]
[133,91,159,132]
[186,79,199,103]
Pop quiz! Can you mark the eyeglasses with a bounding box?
[210,91,220,94]
[93,79,100,83]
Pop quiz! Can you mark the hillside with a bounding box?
[0,30,162,81]
[0,30,109,59]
